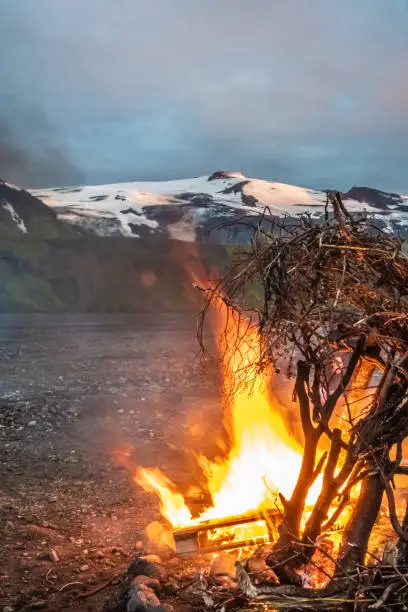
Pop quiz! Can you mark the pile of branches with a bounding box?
[197,193,408,610]
[192,561,408,611]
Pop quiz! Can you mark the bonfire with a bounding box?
[115,193,408,612]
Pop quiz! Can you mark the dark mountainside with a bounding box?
[344,185,408,212]
[1,176,407,313]
[0,180,226,313]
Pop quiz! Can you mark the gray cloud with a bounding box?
[0,101,85,187]
[0,0,408,191]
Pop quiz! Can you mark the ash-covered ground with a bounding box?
[0,314,222,611]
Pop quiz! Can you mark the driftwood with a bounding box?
[197,192,408,605]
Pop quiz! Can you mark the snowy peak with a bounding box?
[208,170,247,181]
[344,186,408,213]
[30,172,408,242]
[32,172,327,241]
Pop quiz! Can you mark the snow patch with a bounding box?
[1,180,23,192]
[2,202,28,233]
[33,173,374,216]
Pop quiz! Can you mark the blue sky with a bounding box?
[1,0,408,191]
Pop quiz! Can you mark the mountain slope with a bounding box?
[0,179,84,239]
[0,178,226,313]
[32,171,408,242]
[2,172,408,313]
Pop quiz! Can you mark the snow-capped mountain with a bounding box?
[25,171,408,242]
[2,172,408,313]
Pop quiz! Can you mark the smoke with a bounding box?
[0,102,84,188]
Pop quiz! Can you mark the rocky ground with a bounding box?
[0,314,223,611]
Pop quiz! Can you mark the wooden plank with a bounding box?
[176,536,269,556]
[173,509,280,555]
[173,508,279,538]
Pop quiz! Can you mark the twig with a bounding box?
[58,581,84,593]
[74,573,121,600]
[367,580,401,609]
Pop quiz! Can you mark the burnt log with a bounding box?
[335,462,384,578]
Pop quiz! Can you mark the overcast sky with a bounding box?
[1,0,408,191]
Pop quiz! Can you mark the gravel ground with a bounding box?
[0,314,222,611]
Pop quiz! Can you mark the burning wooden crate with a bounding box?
[173,509,279,555]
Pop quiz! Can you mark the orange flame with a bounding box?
[197,304,322,521]
[135,467,192,526]
[133,290,323,528]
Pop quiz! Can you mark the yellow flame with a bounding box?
[134,467,192,526]
[198,305,322,521]
[133,296,324,528]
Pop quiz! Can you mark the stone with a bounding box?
[246,544,278,585]
[210,553,236,577]
[128,558,167,581]
[127,584,162,612]
[246,544,274,575]
[37,548,59,562]
[131,575,160,594]
[144,522,175,560]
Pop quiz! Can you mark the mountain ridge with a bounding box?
[1,172,407,312]
[30,171,408,242]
